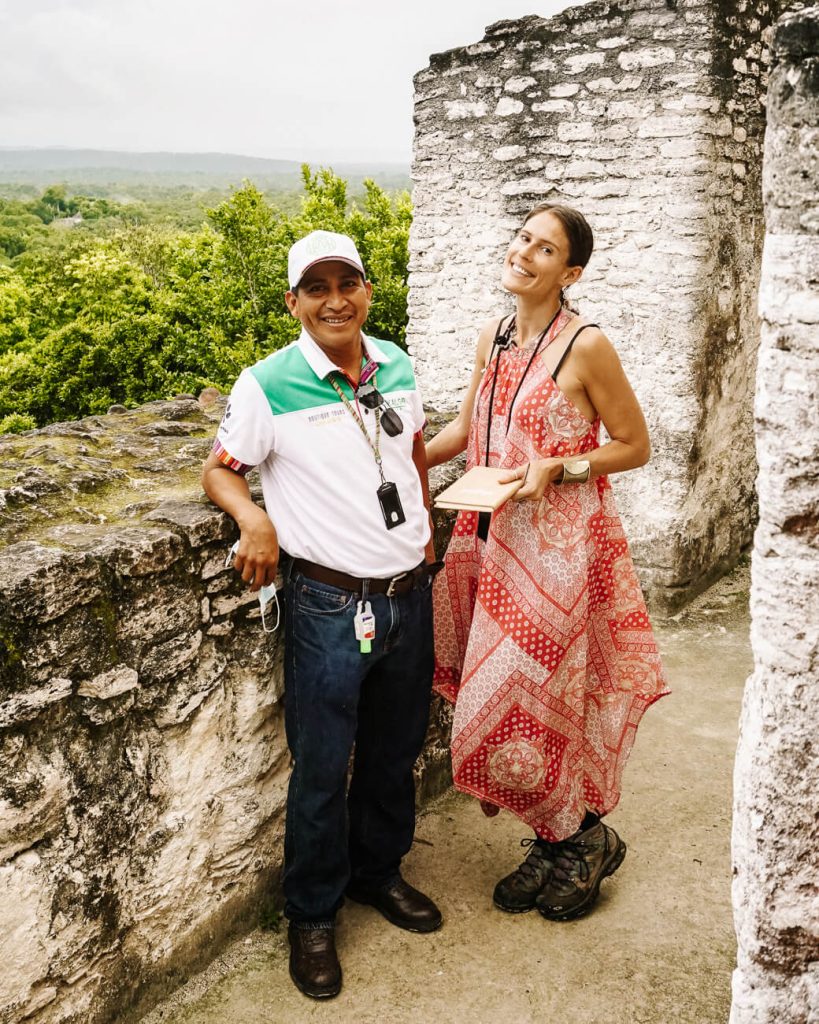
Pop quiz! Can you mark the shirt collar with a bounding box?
[295,329,391,381]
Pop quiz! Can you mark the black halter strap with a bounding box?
[483,315,515,467]
[551,323,599,381]
[505,306,562,433]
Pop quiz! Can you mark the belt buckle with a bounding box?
[385,571,409,597]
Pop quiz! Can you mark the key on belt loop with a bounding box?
[385,571,410,597]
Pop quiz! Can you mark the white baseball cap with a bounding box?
[287,230,366,289]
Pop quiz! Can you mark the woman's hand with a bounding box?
[499,458,565,501]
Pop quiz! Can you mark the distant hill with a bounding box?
[0,148,412,193]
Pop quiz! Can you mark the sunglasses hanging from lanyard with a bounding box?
[355,381,404,437]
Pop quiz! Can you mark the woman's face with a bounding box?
[501,210,581,300]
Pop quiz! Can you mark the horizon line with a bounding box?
[0,145,410,167]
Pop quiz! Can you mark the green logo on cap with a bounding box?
[303,232,339,257]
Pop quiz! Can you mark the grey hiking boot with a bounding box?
[535,821,626,922]
[493,838,556,913]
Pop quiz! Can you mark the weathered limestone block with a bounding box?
[77,665,139,700]
[0,747,67,862]
[0,398,455,1024]
[0,852,54,1017]
[0,543,104,624]
[409,0,790,610]
[145,499,233,548]
[731,7,819,1023]
[0,677,71,729]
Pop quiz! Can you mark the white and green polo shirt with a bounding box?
[214,329,429,577]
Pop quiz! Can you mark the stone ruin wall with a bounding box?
[0,400,452,1024]
[732,6,819,1022]
[409,0,787,610]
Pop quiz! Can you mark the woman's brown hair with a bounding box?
[523,202,594,269]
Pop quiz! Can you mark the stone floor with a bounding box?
[139,569,751,1024]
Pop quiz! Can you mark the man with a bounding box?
[202,230,441,1000]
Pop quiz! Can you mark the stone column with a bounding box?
[731,7,819,1022]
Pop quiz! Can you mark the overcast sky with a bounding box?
[0,0,593,163]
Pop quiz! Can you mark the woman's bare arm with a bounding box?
[573,328,650,474]
[425,319,500,469]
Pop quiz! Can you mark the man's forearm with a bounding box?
[202,454,279,588]
[203,459,256,521]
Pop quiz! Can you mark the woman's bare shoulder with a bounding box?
[571,320,614,354]
[570,321,624,376]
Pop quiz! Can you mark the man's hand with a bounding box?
[202,452,280,592]
[234,504,279,591]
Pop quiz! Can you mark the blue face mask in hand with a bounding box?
[225,541,280,633]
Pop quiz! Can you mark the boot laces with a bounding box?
[296,926,334,950]
[514,837,553,881]
[552,839,591,883]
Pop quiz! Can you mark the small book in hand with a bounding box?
[433,466,523,512]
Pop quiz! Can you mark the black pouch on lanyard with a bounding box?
[377,481,406,530]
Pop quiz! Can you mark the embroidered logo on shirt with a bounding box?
[306,407,347,426]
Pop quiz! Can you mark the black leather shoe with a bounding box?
[346,875,442,933]
[287,924,341,999]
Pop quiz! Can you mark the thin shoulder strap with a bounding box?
[551,323,599,381]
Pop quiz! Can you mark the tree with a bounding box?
[0,268,30,353]
[207,181,296,350]
[28,184,75,223]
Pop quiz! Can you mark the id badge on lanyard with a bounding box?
[377,480,405,529]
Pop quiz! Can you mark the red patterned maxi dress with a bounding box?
[433,315,669,841]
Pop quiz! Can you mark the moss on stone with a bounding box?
[87,597,121,668]
[0,398,223,548]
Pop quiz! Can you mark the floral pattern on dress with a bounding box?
[535,501,587,554]
[488,734,547,791]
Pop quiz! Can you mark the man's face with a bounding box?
[285,260,372,357]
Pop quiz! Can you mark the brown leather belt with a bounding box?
[292,558,436,597]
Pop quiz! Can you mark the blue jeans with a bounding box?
[282,568,434,926]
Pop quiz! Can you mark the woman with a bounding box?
[427,202,669,921]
